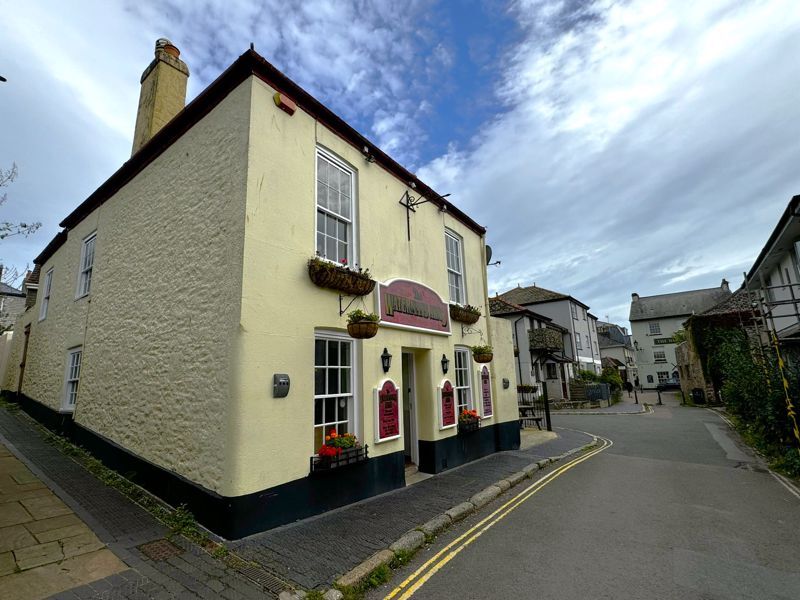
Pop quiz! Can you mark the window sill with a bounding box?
[74,293,90,302]
[58,407,75,414]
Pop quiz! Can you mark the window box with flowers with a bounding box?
[458,409,481,434]
[346,309,379,339]
[308,256,375,296]
[310,430,368,473]
[449,303,481,325]
[471,344,493,363]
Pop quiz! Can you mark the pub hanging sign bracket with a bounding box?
[339,294,361,317]
[461,324,483,337]
[399,189,452,241]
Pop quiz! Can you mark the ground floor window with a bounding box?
[657,371,669,384]
[63,347,82,410]
[545,362,557,379]
[314,336,353,451]
[454,347,473,413]
[647,374,654,383]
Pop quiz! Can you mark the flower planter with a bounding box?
[347,321,379,339]
[458,419,480,434]
[310,445,369,473]
[308,259,375,296]
[473,353,493,363]
[449,304,481,325]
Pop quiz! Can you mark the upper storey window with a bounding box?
[77,233,96,298]
[316,150,354,264]
[445,230,465,304]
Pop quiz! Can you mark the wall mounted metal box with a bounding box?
[273,374,290,398]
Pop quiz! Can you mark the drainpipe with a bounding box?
[513,316,524,386]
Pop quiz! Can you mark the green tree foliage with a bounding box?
[691,322,800,476]
[600,366,623,391]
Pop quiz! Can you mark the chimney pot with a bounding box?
[156,38,180,58]
[721,278,730,291]
[631,292,639,301]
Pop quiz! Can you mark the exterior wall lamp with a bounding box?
[381,348,392,373]
[441,354,450,374]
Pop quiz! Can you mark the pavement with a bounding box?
[366,393,800,599]
[0,405,272,600]
[0,400,594,597]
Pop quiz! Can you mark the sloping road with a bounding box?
[371,397,800,600]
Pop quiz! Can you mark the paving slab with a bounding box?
[0,524,37,552]
[14,541,64,571]
[0,551,15,577]
[0,500,33,527]
[33,523,92,544]
[20,495,72,520]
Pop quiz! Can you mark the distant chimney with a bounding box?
[631,292,639,301]
[131,39,189,155]
[721,278,730,292]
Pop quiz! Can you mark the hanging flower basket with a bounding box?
[449,304,481,325]
[471,344,493,363]
[308,257,375,296]
[346,309,380,339]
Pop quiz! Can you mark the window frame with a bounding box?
[315,148,357,266]
[648,321,661,335]
[657,371,670,384]
[76,232,97,299]
[571,303,578,319]
[453,347,474,413]
[653,350,667,363]
[444,229,467,305]
[313,331,358,454]
[61,346,82,412]
[39,267,53,321]
[575,333,582,351]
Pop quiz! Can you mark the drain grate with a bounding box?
[226,555,290,596]
[138,538,184,561]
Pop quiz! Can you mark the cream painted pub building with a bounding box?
[2,41,520,538]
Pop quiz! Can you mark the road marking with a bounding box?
[383,435,613,600]
[706,408,800,501]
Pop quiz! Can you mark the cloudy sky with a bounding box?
[2,0,799,325]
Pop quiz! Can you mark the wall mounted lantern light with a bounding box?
[381,348,393,373]
[441,354,450,374]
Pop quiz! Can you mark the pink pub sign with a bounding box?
[377,279,450,335]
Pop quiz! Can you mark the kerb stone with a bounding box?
[336,549,394,589]
[389,530,425,554]
[469,486,501,509]
[419,513,452,537]
[445,502,475,523]
[506,471,527,487]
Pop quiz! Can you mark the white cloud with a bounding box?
[420,0,800,323]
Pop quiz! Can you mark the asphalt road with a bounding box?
[369,396,800,600]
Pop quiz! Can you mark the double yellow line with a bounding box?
[384,435,613,600]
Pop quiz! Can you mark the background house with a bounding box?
[597,321,637,382]
[489,297,571,400]
[629,282,732,389]
[498,284,601,376]
[0,269,26,331]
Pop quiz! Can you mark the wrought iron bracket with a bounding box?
[399,190,451,241]
[461,324,483,337]
[339,294,361,317]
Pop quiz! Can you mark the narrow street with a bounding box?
[370,395,800,600]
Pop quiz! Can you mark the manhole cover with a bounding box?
[138,539,183,561]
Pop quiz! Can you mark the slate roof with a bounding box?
[489,297,566,330]
[499,284,589,309]
[629,286,731,321]
[602,356,625,369]
[0,281,24,297]
[598,333,624,349]
[696,288,756,318]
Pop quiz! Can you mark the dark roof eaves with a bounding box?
[34,231,69,266]
[746,194,800,284]
[59,50,486,237]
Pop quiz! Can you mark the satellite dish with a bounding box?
[486,245,493,265]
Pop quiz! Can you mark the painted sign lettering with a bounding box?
[654,338,676,345]
[377,380,400,441]
[441,380,456,428]
[378,279,450,335]
[481,366,493,417]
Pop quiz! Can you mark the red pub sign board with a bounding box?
[378,279,450,335]
[376,380,400,441]
[440,380,456,428]
[481,366,493,417]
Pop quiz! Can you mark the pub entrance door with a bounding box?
[401,352,419,465]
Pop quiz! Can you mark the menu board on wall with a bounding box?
[481,366,493,418]
[377,380,400,441]
[440,380,456,428]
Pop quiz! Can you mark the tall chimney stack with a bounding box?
[131,39,189,155]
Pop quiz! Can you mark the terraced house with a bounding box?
[2,40,520,539]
